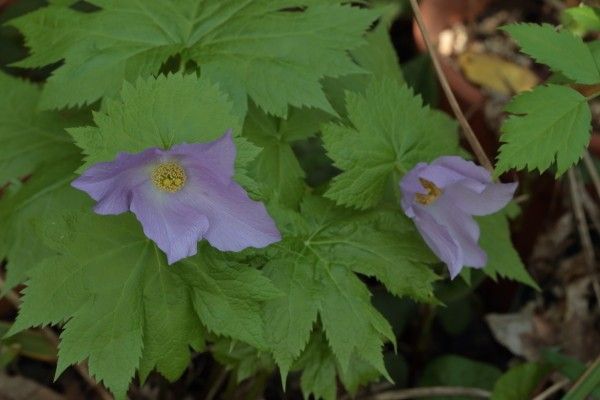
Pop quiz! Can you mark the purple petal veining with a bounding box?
[400,156,517,279]
[72,130,281,264]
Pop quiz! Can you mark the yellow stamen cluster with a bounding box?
[415,178,442,205]
[151,162,187,193]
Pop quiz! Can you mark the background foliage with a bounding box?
[0,0,599,399]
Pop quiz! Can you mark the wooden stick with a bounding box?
[409,0,494,172]
[531,379,570,400]
[583,151,600,201]
[371,386,491,400]
[567,168,600,304]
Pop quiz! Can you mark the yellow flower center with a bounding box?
[151,162,186,193]
[415,178,442,205]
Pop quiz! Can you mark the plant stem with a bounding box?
[583,151,600,201]
[531,379,570,400]
[370,386,491,399]
[567,168,600,304]
[408,0,494,173]
[562,355,600,400]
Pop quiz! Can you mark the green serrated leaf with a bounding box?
[496,84,591,176]
[0,154,87,292]
[10,211,277,399]
[562,6,600,36]
[178,249,281,350]
[265,195,438,383]
[212,338,275,383]
[477,212,539,289]
[297,334,338,400]
[322,78,460,209]
[293,331,383,400]
[350,21,404,85]
[0,71,73,186]
[419,355,502,400]
[503,23,600,84]
[491,362,550,400]
[69,73,244,170]
[263,257,320,382]
[243,103,331,207]
[318,263,394,379]
[11,1,377,115]
[8,5,82,69]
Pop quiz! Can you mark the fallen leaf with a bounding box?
[486,303,535,359]
[458,51,538,95]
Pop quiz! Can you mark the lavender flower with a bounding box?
[400,156,517,279]
[72,131,281,264]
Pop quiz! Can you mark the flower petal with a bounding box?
[72,149,159,215]
[433,156,491,184]
[171,130,235,184]
[446,181,518,216]
[412,207,463,278]
[130,185,209,265]
[400,162,428,217]
[427,198,487,270]
[419,165,487,193]
[188,173,281,252]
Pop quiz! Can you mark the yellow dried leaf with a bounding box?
[458,51,539,95]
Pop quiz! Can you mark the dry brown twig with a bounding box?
[531,378,570,400]
[567,168,600,304]
[0,275,114,400]
[408,0,494,173]
[567,355,600,396]
[368,386,491,400]
[583,151,600,202]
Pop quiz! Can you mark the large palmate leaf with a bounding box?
[11,0,377,116]
[69,73,245,168]
[292,332,382,400]
[243,103,331,207]
[68,73,262,194]
[0,153,86,291]
[10,212,280,399]
[322,78,460,209]
[0,71,73,186]
[264,196,438,381]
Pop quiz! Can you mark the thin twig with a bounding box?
[566,355,600,397]
[583,151,600,201]
[370,386,491,400]
[409,0,494,172]
[544,0,566,11]
[567,168,600,304]
[532,379,570,400]
[581,189,600,236]
[0,275,113,400]
[205,367,229,400]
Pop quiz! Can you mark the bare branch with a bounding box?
[370,386,491,400]
[408,0,494,172]
[567,168,600,304]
